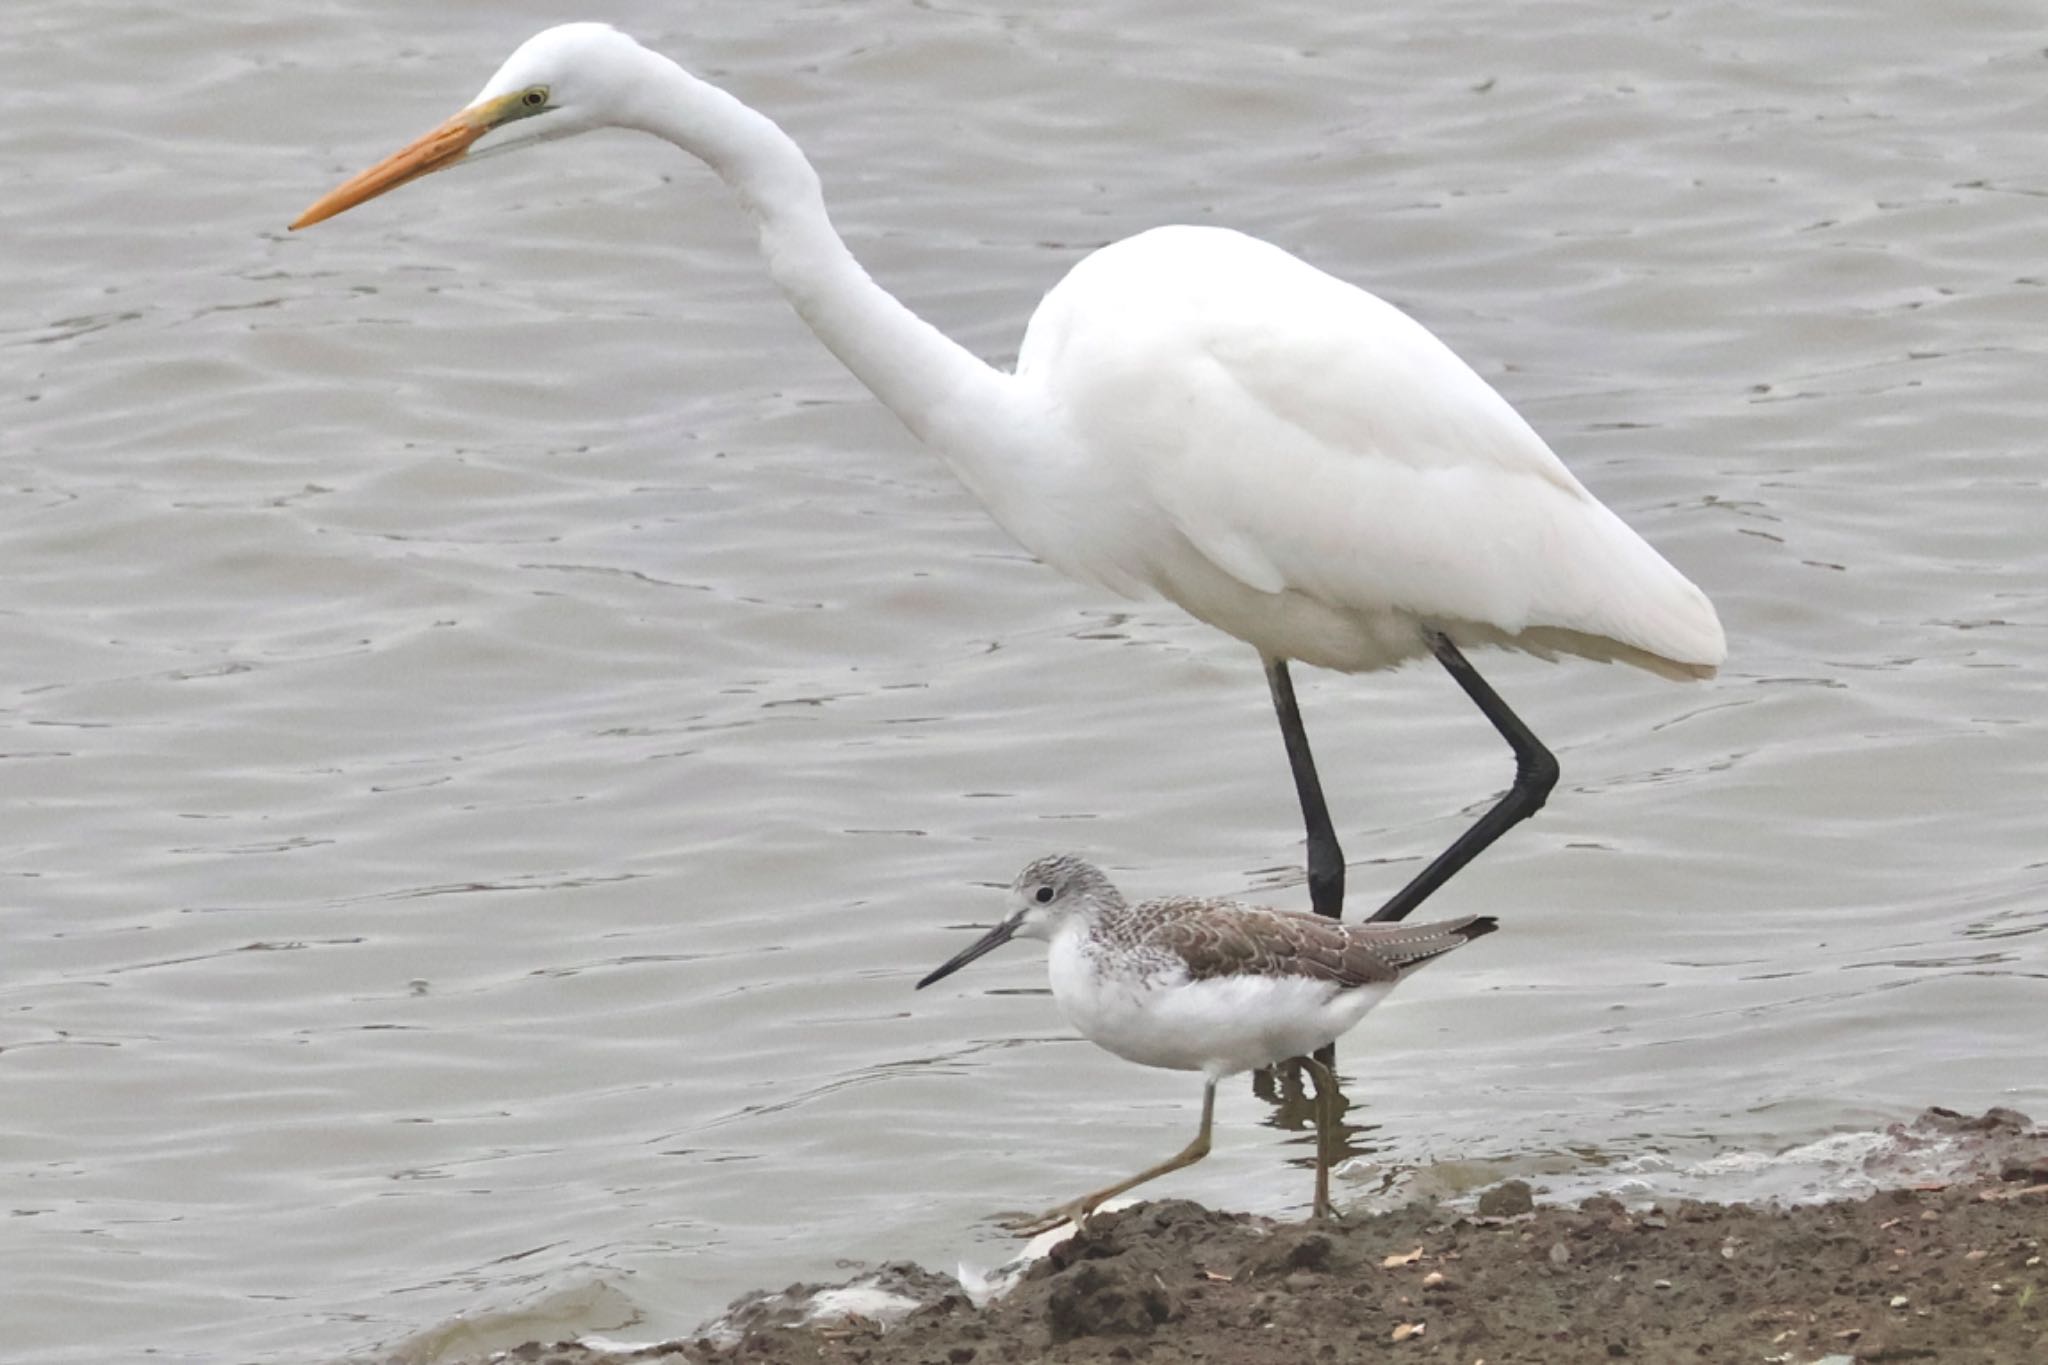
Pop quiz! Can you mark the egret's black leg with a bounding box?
[1263,656,1347,1069]
[1368,632,1560,924]
[1264,656,1345,920]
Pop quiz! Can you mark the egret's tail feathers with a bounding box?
[1561,515,1727,677]
[1500,624,1721,682]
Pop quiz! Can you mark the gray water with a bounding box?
[5,0,2044,1360]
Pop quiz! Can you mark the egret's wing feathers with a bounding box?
[1020,226,1725,673]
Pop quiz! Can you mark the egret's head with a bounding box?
[290,23,655,230]
[915,856,1124,990]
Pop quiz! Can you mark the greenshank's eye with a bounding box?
[1034,886,1054,904]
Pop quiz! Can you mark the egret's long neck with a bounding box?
[621,53,1022,455]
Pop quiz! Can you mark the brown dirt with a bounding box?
[467,1109,2048,1365]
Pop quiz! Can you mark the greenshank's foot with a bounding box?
[997,1199,1092,1237]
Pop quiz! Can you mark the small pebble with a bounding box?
[1890,1294,1909,1308]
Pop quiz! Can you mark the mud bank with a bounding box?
[454,1109,2048,1365]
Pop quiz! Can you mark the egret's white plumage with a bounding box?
[292,24,1725,920]
[1013,226,1723,677]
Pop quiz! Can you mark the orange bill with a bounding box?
[291,104,499,230]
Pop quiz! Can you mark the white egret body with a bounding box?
[1013,226,1722,678]
[292,24,1726,921]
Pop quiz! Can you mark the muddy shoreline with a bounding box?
[451,1110,2048,1365]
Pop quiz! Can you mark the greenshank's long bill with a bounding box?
[918,855,1496,1235]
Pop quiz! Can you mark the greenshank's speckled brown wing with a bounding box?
[1134,898,1496,990]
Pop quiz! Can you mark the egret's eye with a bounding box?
[521,87,548,109]
[1034,886,1054,904]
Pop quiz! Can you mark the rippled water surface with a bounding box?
[5,1,2045,1360]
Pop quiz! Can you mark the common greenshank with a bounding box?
[918,855,1497,1234]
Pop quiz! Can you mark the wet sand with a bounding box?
[454,1109,2047,1365]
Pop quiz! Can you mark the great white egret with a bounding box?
[291,23,1725,923]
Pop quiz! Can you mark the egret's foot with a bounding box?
[998,1198,1094,1238]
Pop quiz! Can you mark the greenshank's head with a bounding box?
[914,855,1123,989]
